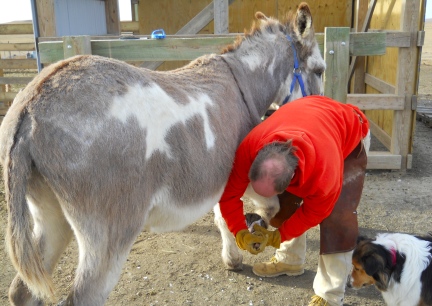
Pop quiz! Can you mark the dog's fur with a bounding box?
[348,233,432,306]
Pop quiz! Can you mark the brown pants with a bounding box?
[269,141,367,255]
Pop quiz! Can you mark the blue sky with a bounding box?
[0,0,431,24]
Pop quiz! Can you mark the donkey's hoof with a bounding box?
[226,262,243,271]
[223,252,243,271]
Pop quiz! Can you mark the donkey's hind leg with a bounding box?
[63,201,144,306]
[9,172,73,306]
[213,203,243,270]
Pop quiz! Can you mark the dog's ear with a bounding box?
[356,235,370,244]
[362,253,382,276]
[361,249,390,292]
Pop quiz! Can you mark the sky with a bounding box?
[0,0,132,23]
[0,0,431,24]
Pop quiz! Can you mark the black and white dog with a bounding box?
[348,233,432,306]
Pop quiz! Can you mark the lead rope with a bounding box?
[282,35,307,105]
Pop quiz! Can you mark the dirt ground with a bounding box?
[1,24,432,306]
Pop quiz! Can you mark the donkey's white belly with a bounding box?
[145,186,224,233]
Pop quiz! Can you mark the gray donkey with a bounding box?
[0,3,325,305]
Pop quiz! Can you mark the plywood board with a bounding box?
[138,0,353,71]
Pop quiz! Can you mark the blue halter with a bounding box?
[282,35,307,105]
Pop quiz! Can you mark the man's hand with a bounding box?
[235,229,268,254]
[253,224,281,249]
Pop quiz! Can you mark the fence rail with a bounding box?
[0,21,140,109]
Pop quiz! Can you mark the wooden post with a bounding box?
[391,0,421,170]
[35,0,56,37]
[350,0,376,93]
[214,0,229,34]
[0,54,5,115]
[323,27,350,102]
[105,0,121,35]
[63,36,92,59]
[131,0,139,22]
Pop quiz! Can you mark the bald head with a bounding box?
[249,140,298,197]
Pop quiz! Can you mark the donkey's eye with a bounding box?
[315,71,323,78]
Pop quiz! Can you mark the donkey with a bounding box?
[0,3,324,305]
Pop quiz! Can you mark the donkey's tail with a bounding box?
[4,113,55,301]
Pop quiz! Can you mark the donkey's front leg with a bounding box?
[243,184,280,225]
[213,203,243,270]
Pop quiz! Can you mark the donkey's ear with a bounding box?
[294,2,314,42]
[255,11,268,21]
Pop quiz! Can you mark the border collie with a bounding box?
[348,233,432,306]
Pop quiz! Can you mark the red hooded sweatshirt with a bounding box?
[219,95,369,242]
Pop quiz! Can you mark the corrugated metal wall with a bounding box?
[55,0,107,36]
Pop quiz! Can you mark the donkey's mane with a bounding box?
[222,12,294,54]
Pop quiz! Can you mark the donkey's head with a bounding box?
[253,3,325,104]
[221,2,325,119]
[268,2,325,104]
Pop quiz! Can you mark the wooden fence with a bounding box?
[0,21,140,114]
[0,21,421,170]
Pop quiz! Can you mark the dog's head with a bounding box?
[348,236,399,292]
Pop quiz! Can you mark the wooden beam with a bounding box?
[407,154,413,169]
[0,59,37,69]
[417,30,425,47]
[63,36,92,58]
[366,151,402,169]
[0,21,150,36]
[350,0,369,94]
[346,94,405,110]
[382,31,412,47]
[39,36,236,64]
[0,43,35,52]
[0,77,35,85]
[367,30,419,47]
[0,54,4,101]
[349,32,386,56]
[0,23,33,35]
[0,92,17,101]
[364,73,395,94]
[348,0,377,80]
[36,30,401,70]
[36,0,56,37]
[324,27,350,102]
[0,34,34,44]
[121,21,139,33]
[214,0,229,34]
[368,119,391,150]
[315,32,386,57]
[105,0,121,35]
[391,0,420,170]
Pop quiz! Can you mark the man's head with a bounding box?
[249,140,298,197]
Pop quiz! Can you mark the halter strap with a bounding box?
[282,35,307,105]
